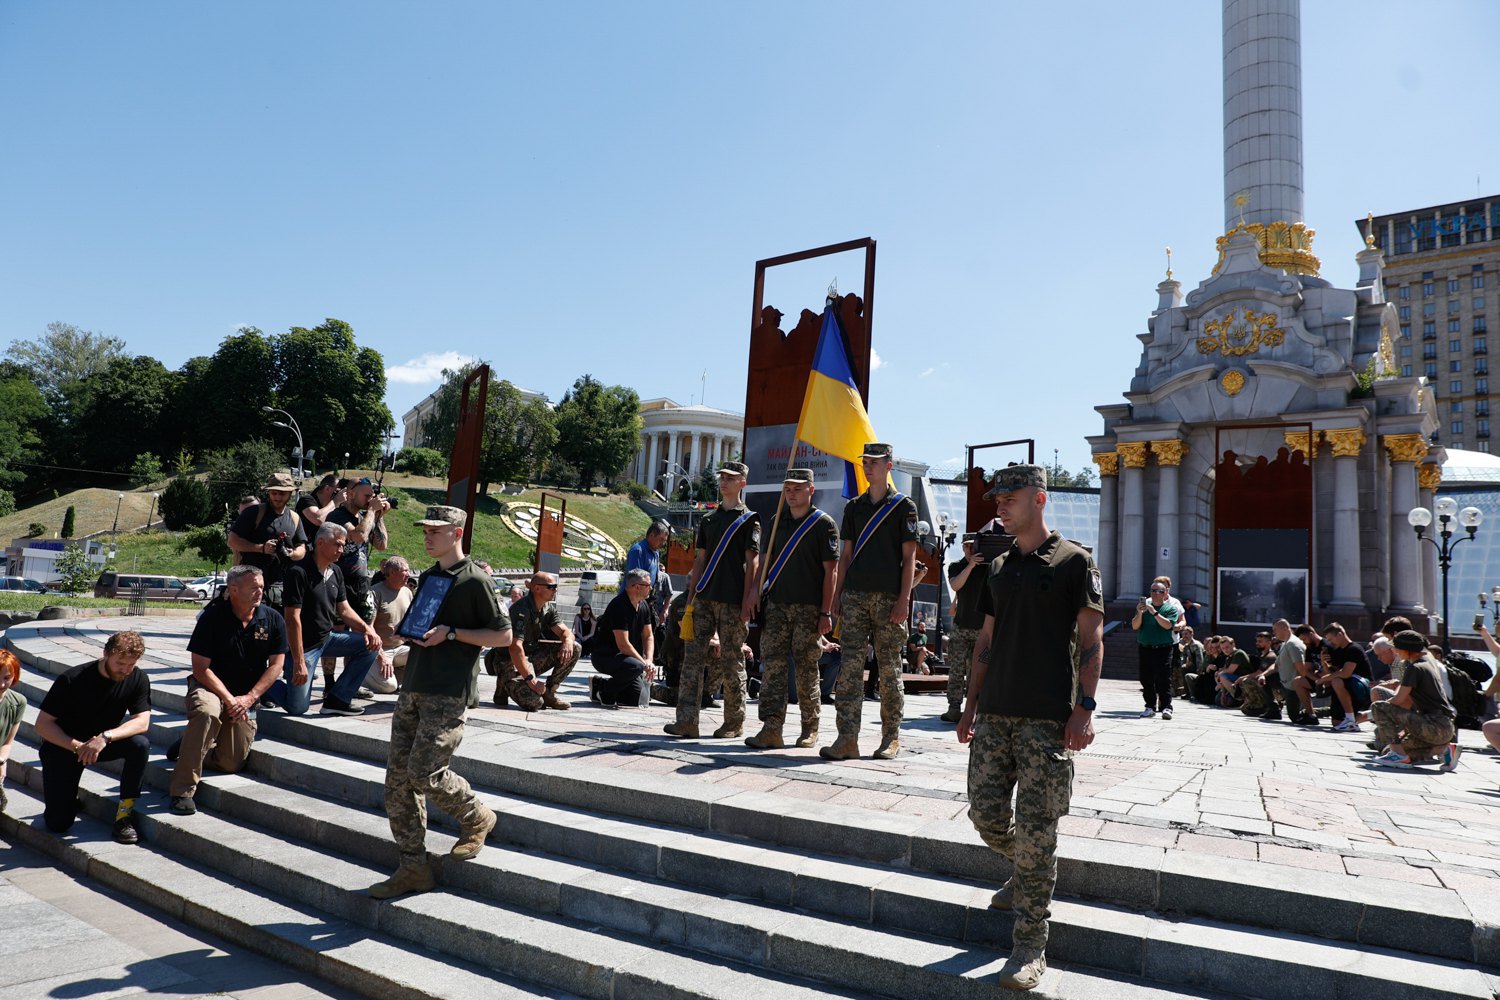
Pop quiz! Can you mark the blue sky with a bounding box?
[3,1,1496,477]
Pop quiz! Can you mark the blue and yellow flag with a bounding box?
[795,302,878,497]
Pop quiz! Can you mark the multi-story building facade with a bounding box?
[1365,196,1500,451]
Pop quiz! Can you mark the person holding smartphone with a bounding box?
[1131,576,1180,719]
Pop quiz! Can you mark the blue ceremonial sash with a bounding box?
[695,509,756,595]
[849,492,907,568]
[761,508,831,597]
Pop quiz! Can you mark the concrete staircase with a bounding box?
[4,622,1497,1000]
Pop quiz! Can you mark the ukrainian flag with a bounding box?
[795,302,878,497]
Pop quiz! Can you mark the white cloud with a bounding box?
[920,362,949,378]
[920,367,935,377]
[869,348,885,371]
[386,351,476,384]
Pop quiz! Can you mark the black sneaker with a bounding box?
[589,677,602,704]
[112,815,139,845]
[165,738,182,762]
[170,795,196,816]
[1260,706,1283,720]
[320,697,365,717]
[1299,713,1320,726]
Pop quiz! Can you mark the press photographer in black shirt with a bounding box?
[227,471,308,607]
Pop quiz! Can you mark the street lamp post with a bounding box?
[146,492,160,531]
[112,493,123,534]
[930,513,959,659]
[261,406,305,481]
[667,462,694,504]
[1408,495,1484,653]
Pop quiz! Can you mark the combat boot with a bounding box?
[939,704,962,723]
[543,690,571,710]
[368,862,435,900]
[663,722,700,739]
[988,875,1017,909]
[997,946,1046,991]
[818,735,861,760]
[450,804,496,861]
[795,724,819,748]
[712,722,744,739]
[872,728,901,759]
[745,721,784,749]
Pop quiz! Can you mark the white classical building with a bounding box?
[632,398,744,496]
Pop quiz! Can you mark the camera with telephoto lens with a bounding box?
[371,484,398,509]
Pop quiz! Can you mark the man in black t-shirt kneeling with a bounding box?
[35,631,153,844]
[591,570,656,707]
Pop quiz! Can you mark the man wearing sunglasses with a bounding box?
[494,572,578,711]
[1131,576,1180,719]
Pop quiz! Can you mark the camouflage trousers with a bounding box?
[384,691,488,869]
[1371,701,1456,758]
[1238,675,1271,715]
[945,627,980,711]
[967,714,1074,952]
[498,644,582,711]
[833,589,906,738]
[676,599,748,729]
[758,601,823,732]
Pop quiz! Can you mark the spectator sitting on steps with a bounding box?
[0,649,24,815]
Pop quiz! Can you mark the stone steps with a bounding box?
[8,694,1498,1000]
[3,743,1214,1000]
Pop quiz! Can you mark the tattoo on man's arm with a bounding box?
[978,646,991,664]
[1080,641,1102,669]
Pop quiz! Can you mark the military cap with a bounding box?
[1392,629,1428,652]
[984,463,1048,497]
[263,471,296,491]
[783,468,815,484]
[416,505,467,527]
[718,460,749,477]
[860,442,894,459]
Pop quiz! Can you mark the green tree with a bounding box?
[0,489,14,517]
[396,446,447,477]
[272,318,391,466]
[417,368,557,493]
[130,452,165,488]
[553,376,642,491]
[60,505,76,538]
[161,474,214,529]
[178,525,232,570]
[0,363,46,490]
[71,356,184,473]
[204,438,285,516]
[175,329,277,454]
[53,544,96,593]
[5,321,128,410]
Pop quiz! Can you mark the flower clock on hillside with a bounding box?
[499,504,625,564]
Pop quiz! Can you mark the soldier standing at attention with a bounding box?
[664,461,760,739]
[940,532,989,724]
[369,505,513,900]
[747,468,839,750]
[821,443,918,761]
[959,465,1104,992]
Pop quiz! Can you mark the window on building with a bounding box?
[1424,303,1436,318]
[1476,337,1488,355]
[1449,300,1461,315]
[1452,420,1465,435]
[1476,297,1486,311]
[1478,377,1489,395]
[1478,317,1489,333]
[1452,400,1464,413]
[1479,440,1491,453]
[1482,419,1492,437]
[1424,322,1437,338]
[1451,379,1464,393]
[1426,362,1438,377]
[1449,279,1462,293]
[1401,324,1411,339]
[1399,305,1411,320]
[1423,273,1435,295]
[1400,344,1413,358]
[1424,344,1438,359]
[1450,319,1462,334]
[1479,401,1491,417]
[1402,364,1413,377]
[1452,360,1464,373]
[1478,359,1490,375]
[1450,338,1463,352]
[1476,274,1487,290]
[1399,285,1411,300]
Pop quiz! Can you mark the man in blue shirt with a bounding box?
[626,521,673,624]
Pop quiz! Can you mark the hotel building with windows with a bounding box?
[1365,196,1500,451]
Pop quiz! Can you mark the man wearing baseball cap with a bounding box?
[822,443,918,761]
[227,471,308,607]
[959,463,1104,991]
[369,505,513,900]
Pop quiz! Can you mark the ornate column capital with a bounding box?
[1325,427,1366,459]
[1150,439,1189,466]
[1382,433,1428,464]
[1117,442,1150,469]
[1093,452,1119,477]
[1283,429,1316,455]
[1417,463,1442,492]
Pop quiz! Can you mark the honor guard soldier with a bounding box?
[941,533,989,723]
[747,468,839,750]
[821,443,919,761]
[664,461,760,740]
[959,464,1104,991]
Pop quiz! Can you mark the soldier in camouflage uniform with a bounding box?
[664,461,760,740]
[650,591,690,705]
[821,443,919,762]
[959,465,1104,992]
[369,506,513,901]
[941,533,989,724]
[747,468,839,750]
[495,572,579,712]
[1236,630,1276,716]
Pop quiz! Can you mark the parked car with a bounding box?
[0,576,49,593]
[184,574,225,600]
[92,572,201,601]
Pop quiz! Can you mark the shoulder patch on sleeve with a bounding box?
[1088,568,1103,601]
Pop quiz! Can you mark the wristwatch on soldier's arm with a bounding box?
[1076,695,1097,712]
